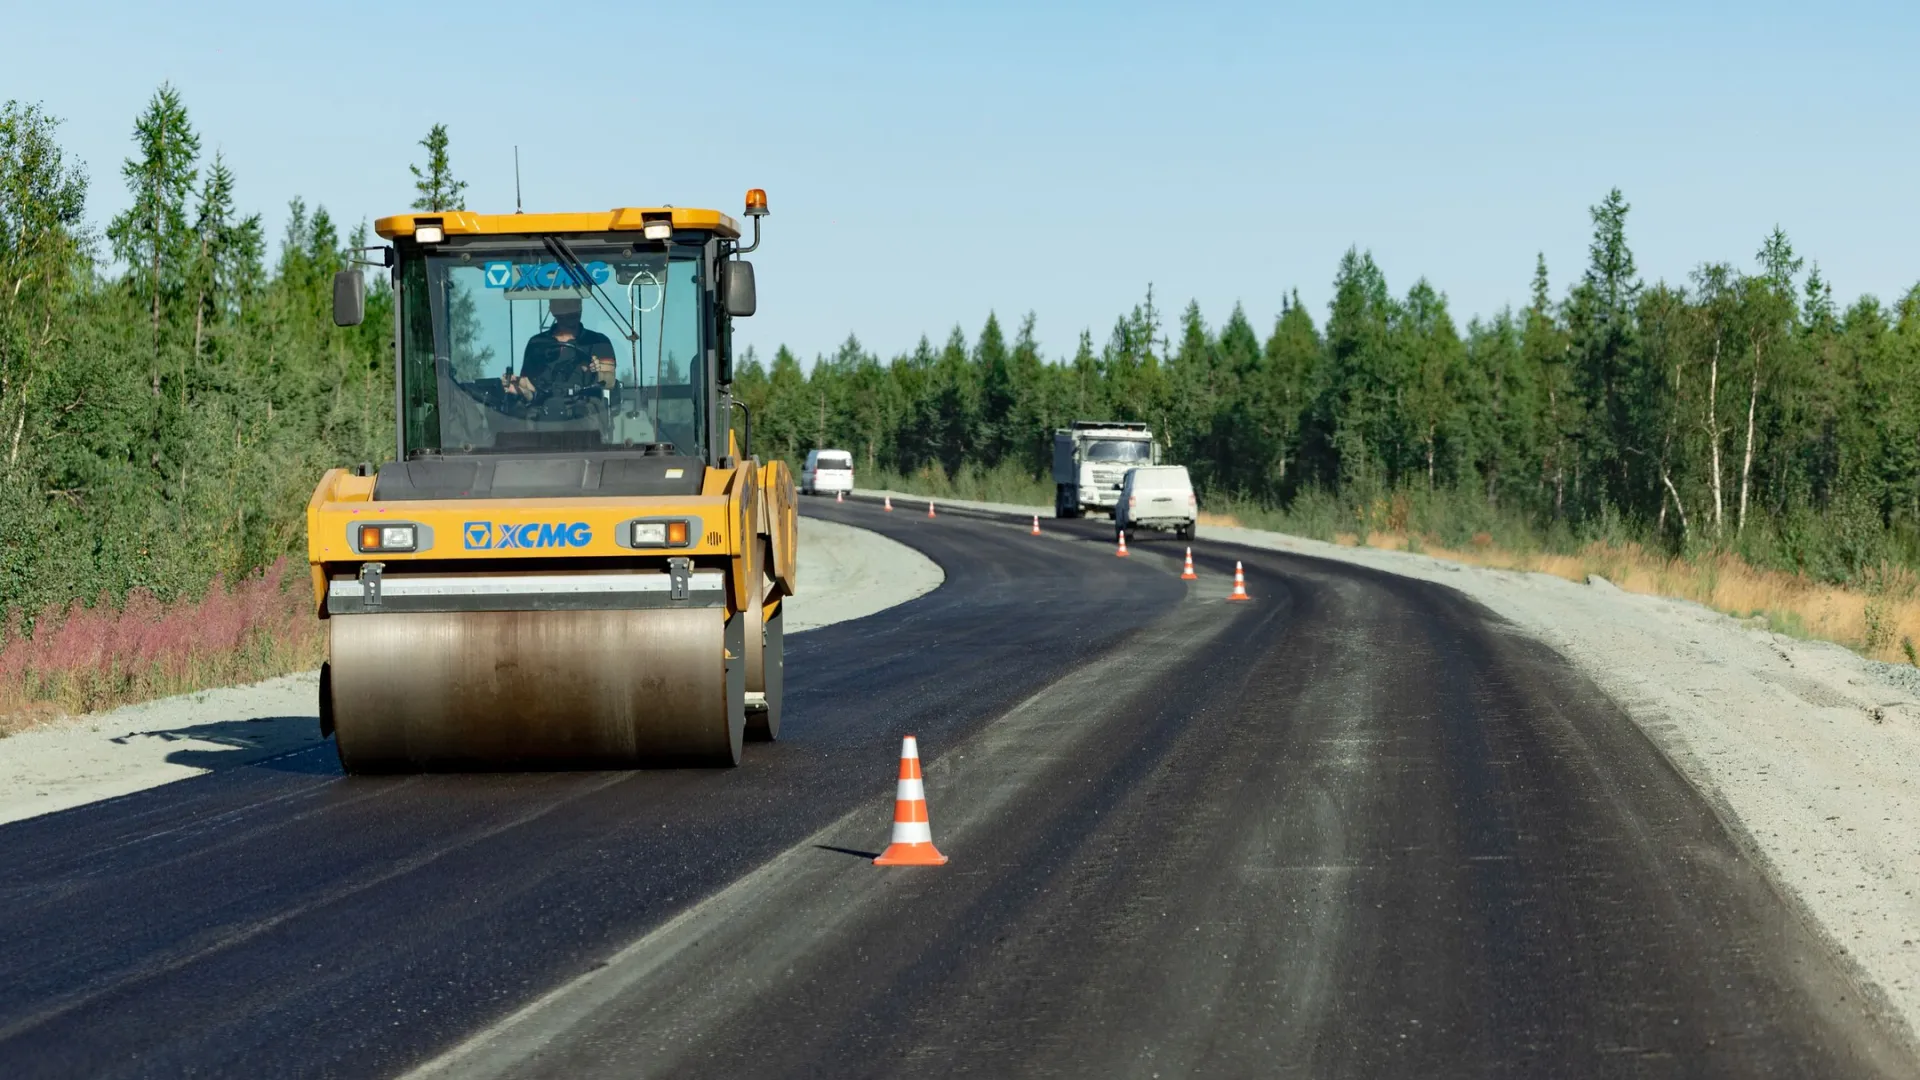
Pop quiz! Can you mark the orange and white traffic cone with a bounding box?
[875,735,948,866]
[1031,515,1042,536]
[836,490,844,503]
[884,495,893,512]
[1181,547,1198,580]
[1227,560,1251,601]
[927,501,937,519]
[1116,530,1129,557]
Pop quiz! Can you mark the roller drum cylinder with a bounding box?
[328,608,745,772]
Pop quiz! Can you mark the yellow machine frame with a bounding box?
[306,197,793,771]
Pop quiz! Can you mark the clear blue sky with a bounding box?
[10,1,1917,367]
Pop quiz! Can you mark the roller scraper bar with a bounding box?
[326,568,726,615]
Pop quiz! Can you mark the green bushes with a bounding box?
[864,460,1055,506]
[1,94,392,632]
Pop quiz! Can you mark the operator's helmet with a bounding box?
[548,297,583,318]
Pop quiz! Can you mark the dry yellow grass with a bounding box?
[1199,511,1920,666]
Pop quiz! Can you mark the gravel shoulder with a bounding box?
[863,486,1920,1047]
[0,515,941,827]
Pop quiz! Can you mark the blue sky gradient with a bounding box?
[9,1,1916,365]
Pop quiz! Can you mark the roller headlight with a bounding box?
[629,519,693,548]
[356,524,418,552]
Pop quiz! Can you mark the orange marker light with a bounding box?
[359,525,381,550]
[745,188,769,217]
[667,520,689,546]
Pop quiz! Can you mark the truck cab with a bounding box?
[1052,421,1157,518]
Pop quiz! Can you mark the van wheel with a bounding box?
[1177,524,1194,541]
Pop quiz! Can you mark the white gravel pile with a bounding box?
[0,515,940,826]
[784,513,943,630]
[862,487,1920,1044]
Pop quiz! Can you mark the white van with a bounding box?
[801,449,855,495]
[1116,465,1196,542]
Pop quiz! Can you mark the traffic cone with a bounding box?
[1116,530,1129,557]
[836,490,844,503]
[875,735,948,866]
[884,495,893,512]
[1030,515,1042,536]
[1227,560,1251,601]
[927,500,937,519]
[1181,547,1198,580]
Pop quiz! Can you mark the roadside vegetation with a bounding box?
[0,560,320,732]
[1200,490,1920,666]
[864,461,1055,507]
[2,84,1916,726]
[0,89,435,724]
[751,193,1920,668]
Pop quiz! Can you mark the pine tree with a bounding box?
[107,84,199,386]
[1252,291,1319,494]
[185,153,263,388]
[1070,330,1099,417]
[974,312,1014,465]
[1521,254,1573,517]
[1738,228,1804,534]
[762,346,807,460]
[931,326,976,475]
[1465,310,1535,507]
[1315,249,1397,490]
[409,124,468,212]
[1167,301,1216,478]
[1006,313,1048,472]
[1801,264,1835,331]
[1401,280,1468,490]
[1566,188,1647,518]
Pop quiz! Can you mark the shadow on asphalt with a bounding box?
[104,715,334,773]
[813,844,882,860]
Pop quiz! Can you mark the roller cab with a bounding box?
[311,195,793,772]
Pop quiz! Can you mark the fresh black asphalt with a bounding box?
[0,499,1907,1078]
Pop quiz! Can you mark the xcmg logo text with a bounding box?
[463,522,593,550]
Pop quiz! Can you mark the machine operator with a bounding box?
[503,297,616,401]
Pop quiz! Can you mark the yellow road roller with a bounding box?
[308,192,795,771]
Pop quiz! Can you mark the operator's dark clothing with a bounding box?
[519,322,614,398]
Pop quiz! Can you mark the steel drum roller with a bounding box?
[328,608,745,771]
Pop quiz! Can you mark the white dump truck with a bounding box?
[1052,421,1158,518]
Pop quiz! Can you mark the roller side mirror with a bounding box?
[332,269,366,327]
[722,260,756,317]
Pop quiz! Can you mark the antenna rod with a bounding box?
[514,146,523,213]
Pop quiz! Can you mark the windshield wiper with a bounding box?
[543,236,638,343]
